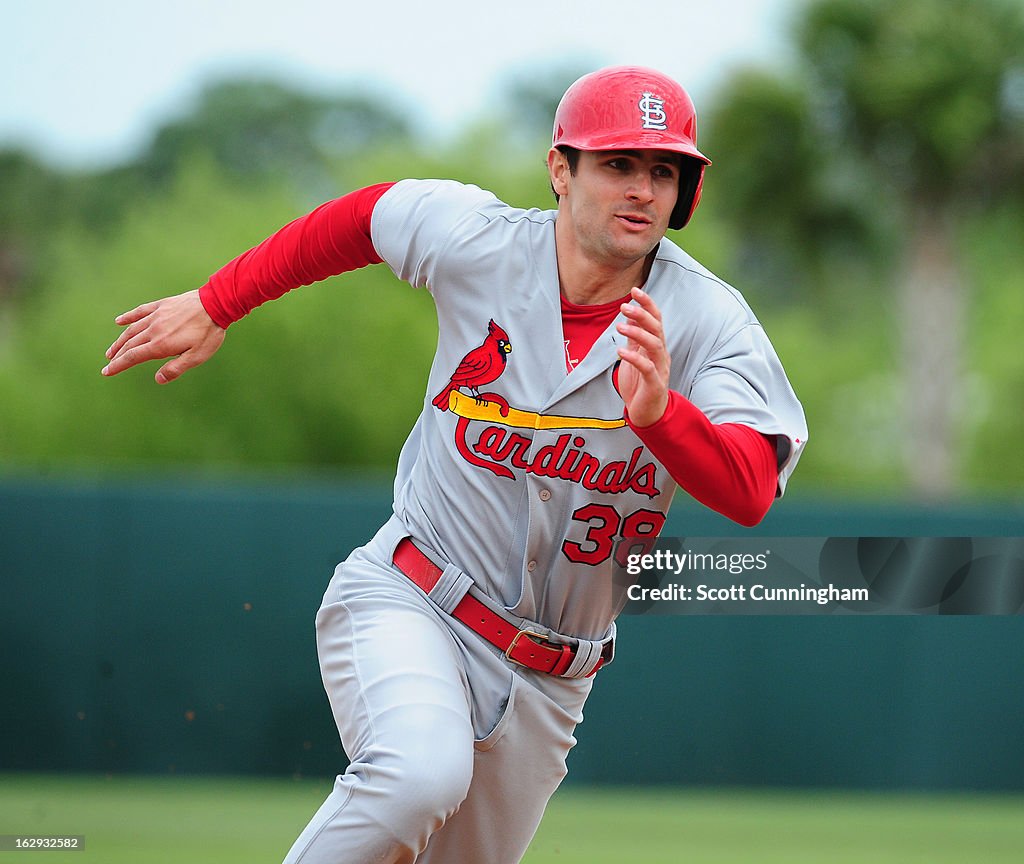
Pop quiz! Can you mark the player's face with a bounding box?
[550,148,680,267]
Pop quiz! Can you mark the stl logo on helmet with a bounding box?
[638,92,668,130]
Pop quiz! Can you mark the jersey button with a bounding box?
[538,489,551,502]
[527,560,538,572]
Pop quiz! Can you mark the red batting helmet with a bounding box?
[552,66,711,229]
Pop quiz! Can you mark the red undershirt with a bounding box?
[200,184,779,526]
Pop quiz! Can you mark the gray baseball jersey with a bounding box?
[370,178,806,641]
[282,178,806,864]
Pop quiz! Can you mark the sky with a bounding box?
[3,0,795,169]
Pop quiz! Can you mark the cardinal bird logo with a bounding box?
[432,319,512,412]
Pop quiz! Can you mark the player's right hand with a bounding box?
[102,289,225,384]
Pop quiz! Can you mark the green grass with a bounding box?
[1,774,1022,863]
[526,787,1024,863]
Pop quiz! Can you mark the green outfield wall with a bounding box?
[2,475,1022,790]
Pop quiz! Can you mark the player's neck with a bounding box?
[556,250,653,306]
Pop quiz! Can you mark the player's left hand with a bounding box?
[615,287,670,428]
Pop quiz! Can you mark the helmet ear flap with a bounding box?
[670,159,706,230]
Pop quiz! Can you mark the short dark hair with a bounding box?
[558,145,581,174]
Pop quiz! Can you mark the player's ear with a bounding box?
[547,148,571,198]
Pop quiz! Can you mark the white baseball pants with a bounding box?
[280,539,591,864]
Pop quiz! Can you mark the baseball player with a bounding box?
[103,66,806,863]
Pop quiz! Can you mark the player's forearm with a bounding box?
[199,182,396,328]
[627,390,778,526]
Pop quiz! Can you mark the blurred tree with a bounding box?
[704,69,886,306]
[496,61,599,147]
[706,0,1024,497]
[0,149,68,307]
[140,78,414,192]
[38,76,417,244]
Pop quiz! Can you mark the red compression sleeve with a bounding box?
[199,182,396,328]
[626,389,779,527]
